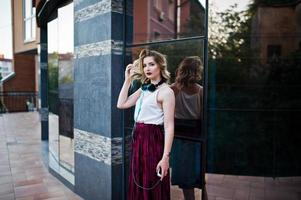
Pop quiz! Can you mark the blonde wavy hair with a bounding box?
[175,56,203,88]
[131,49,170,84]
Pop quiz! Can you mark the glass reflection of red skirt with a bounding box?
[128,123,170,200]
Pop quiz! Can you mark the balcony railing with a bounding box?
[0,91,38,113]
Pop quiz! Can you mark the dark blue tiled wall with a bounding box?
[75,153,111,200]
[74,55,111,137]
[74,13,111,46]
[73,1,124,199]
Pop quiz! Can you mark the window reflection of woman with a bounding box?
[171,56,205,200]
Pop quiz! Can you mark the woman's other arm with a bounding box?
[156,86,175,180]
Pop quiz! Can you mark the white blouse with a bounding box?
[134,88,164,125]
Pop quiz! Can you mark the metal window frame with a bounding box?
[122,0,209,199]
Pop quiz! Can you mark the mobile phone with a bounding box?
[157,168,162,177]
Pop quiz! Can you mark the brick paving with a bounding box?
[0,112,82,200]
[205,173,301,200]
[0,112,300,200]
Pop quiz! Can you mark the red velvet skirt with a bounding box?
[128,123,170,200]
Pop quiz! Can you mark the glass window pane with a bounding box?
[126,0,206,45]
[31,17,36,39]
[24,0,32,18]
[25,19,31,40]
[206,0,301,199]
[58,2,74,172]
[168,2,175,22]
[154,0,162,11]
[32,7,36,39]
[124,39,205,200]
[58,4,74,54]
[48,18,59,163]
[48,19,58,54]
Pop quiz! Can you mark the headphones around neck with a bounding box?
[141,79,164,92]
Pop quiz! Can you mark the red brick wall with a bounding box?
[179,0,190,33]
[134,0,149,43]
[3,54,36,112]
[134,0,177,43]
[4,54,36,92]
[252,6,300,64]
[149,0,176,40]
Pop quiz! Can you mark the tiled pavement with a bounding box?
[1,112,301,200]
[0,112,82,200]
[204,174,301,200]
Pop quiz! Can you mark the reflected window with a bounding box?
[48,17,59,162]
[154,31,161,39]
[58,2,74,172]
[23,0,36,41]
[154,0,162,11]
[207,0,301,180]
[168,1,175,21]
[47,2,74,174]
[267,45,282,62]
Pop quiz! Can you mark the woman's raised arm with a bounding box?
[117,64,141,109]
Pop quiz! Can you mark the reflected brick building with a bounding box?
[251,0,301,63]
[133,0,205,43]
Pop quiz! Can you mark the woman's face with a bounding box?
[143,56,161,81]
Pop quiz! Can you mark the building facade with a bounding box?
[1,0,40,112]
[34,0,207,199]
[13,0,300,199]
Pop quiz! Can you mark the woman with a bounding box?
[170,56,204,200]
[117,49,175,200]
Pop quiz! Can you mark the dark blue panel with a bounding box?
[112,164,122,200]
[111,12,123,41]
[75,153,111,200]
[74,55,111,136]
[111,54,123,138]
[74,13,111,46]
[41,121,49,140]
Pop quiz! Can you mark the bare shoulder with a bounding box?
[161,84,174,95]
[196,84,203,90]
[157,84,175,102]
[196,84,203,98]
[196,84,203,92]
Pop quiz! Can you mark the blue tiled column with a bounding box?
[73,0,124,199]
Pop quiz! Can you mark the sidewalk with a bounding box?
[205,173,301,200]
[0,112,82,200]
[1,112,300,200]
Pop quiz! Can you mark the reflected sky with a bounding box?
[58,3,74,54]
[48,3,74,53]
[212,0,251,11]
[199,0,250,11]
